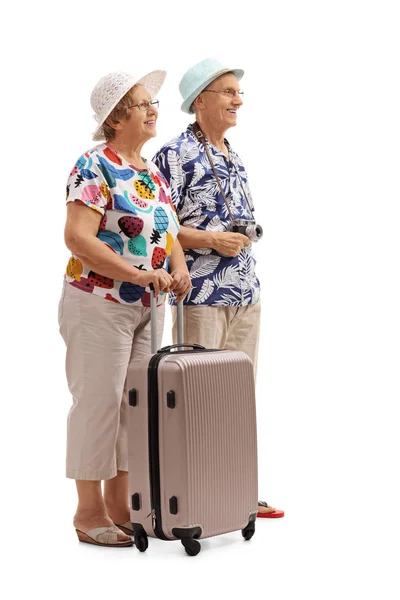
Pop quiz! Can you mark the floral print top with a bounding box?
[153,125,260,306]
[64,143,180,306]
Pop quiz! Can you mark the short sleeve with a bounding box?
[152,147,185,212]
[66,152,109,216]
[233,153,255,213]
[243,176,255,213]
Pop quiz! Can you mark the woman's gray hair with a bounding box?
[102,85,138,141]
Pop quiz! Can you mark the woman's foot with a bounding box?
[73,509,131,543]
[105,505,133,535]
[73,478,132,544]
[104,499,133,535]
[113,521,134,536]
[75,525,133,547]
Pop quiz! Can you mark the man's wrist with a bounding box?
[208,231,218,249]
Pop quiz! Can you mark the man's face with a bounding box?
[199,73,244,129]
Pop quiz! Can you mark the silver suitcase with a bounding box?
[127,294,258,556]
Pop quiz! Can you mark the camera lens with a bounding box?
[244,224,263,242]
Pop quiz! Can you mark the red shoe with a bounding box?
[257,501,285,519]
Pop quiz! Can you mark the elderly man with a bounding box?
[153,58,284,519]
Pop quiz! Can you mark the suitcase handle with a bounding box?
[158,343,206,353]
[149,284,185,353]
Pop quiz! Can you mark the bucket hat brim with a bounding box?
[181,67,244,114]
[92,70,166,141]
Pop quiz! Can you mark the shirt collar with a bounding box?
[187,123,234,160]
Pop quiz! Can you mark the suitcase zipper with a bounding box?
[148,353,168,540]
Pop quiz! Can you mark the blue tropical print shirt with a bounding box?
[153,124,260,306]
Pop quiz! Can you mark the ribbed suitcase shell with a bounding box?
[127,348,258,543]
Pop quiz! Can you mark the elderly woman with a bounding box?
[59,71,191,547]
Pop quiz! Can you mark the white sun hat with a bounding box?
[90,70,166,141]
[179,58,244,114]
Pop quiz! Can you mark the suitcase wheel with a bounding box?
[241,520,256,541]
[134,532,148,552]
[181,538,201,557]
[172,527,202,556]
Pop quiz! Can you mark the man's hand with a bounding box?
[211,232,250,257]
[134,269,173,297]
[170,268,192,302]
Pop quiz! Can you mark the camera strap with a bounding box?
[192,122,253,225]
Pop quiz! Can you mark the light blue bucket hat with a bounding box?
[179,58,244,114]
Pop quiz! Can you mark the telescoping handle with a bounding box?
[149,287,186,354]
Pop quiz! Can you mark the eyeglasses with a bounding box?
[127,99,160,111]
[203,89,244,99]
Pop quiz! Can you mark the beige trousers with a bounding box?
[171,303,261,379]
[58,282,164,480]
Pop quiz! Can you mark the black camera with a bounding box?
[232,219,263,242]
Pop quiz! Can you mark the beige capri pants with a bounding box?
[171,303,261,379]
[58,282,164,481]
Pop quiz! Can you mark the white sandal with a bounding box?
[114,521,134,536]
[76,525,133,547]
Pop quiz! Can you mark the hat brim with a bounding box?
[92,70,167,141]
[180,68,244,114]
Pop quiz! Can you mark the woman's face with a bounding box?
[122,84,158,142]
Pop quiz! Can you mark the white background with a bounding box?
[1,1,400,598]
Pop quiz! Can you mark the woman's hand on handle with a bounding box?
[135,269,173,297]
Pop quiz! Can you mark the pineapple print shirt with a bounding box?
[64,143,180,306]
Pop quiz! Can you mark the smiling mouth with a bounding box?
[145,120,156,125]
[227,110,237,115]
